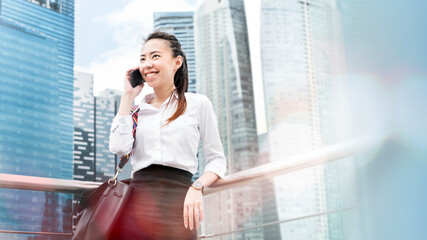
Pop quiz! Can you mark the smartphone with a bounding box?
[130,70,145,88]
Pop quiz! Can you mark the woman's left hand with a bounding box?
[183,187,204,230]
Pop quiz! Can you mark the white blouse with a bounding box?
[109,92,227,178]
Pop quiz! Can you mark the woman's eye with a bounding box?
[153,54,159,58]
[140,58,145,62]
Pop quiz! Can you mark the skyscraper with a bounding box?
[0,0,74,237]
[73,71,95,182]
[1,0,75,178]
[195,0,261,238]
[153,11,197,94]
[73,73,132,182]
[95,89,133,181]
[260,0,349,239]
[258,133,282,240]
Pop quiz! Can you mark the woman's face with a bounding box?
[139,39,182,89]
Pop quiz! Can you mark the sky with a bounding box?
[74,0,267,134]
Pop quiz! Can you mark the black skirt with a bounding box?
[110,164,197,240]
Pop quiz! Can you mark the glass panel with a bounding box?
[202,157,357,240]
[0,189,73,238]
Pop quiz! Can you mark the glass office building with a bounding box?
[260,0,351,239]
[0,0,74,237]
[1,0,75,179]
[94,89,131,182]
[195,0,262,238]
[73,71,95,182]
[73,73,131,183]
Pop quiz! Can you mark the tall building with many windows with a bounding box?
[0,0,74,237]
[153,11,197,94]
[73,71,95,181]
[195,0,261,238]
[95,89,133,181]
[1,0,75,178]
[260,0,349,239]
[73,73,132,182]
[257,132,282,240]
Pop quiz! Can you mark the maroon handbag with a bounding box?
[72,106,139,240]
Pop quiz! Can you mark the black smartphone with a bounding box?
[130,70,145,88]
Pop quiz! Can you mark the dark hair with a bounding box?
[144,31,188,126]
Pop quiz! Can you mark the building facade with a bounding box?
[95,89,133,181]
[0,0,74,237]
[257,133,282,240]
[194,0,261,238]
[260,0,350,239]
[73,71,96,182]
[73,72,132,182]
[1,0,75,178]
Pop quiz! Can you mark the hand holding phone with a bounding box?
[130,70,145,88]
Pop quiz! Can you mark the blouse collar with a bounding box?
[139,91,179,111]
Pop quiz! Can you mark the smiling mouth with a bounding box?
[145,72,158,77]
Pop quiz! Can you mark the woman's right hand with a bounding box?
[124,67,144,99]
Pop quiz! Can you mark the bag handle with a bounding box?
[108,105,139,186]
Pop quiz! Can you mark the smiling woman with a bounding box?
[108,32,227,240]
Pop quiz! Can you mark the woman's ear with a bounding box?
[175,56,183,70]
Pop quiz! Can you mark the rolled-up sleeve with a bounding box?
[109,114,134,155]
[199,96,227,178]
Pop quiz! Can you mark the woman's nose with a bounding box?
[142,59,153,68]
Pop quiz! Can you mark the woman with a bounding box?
[108,32,227,239]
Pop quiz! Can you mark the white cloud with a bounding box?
[89,45,138,96]
[94,0,199,45]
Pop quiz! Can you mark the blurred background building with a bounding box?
[95,89,133,180]
[194,0,262,239]
[0,0,74,238]
[260,0,352,239]
[257,132,282,239]
[73,71,95,182]
[73,72,131,182]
